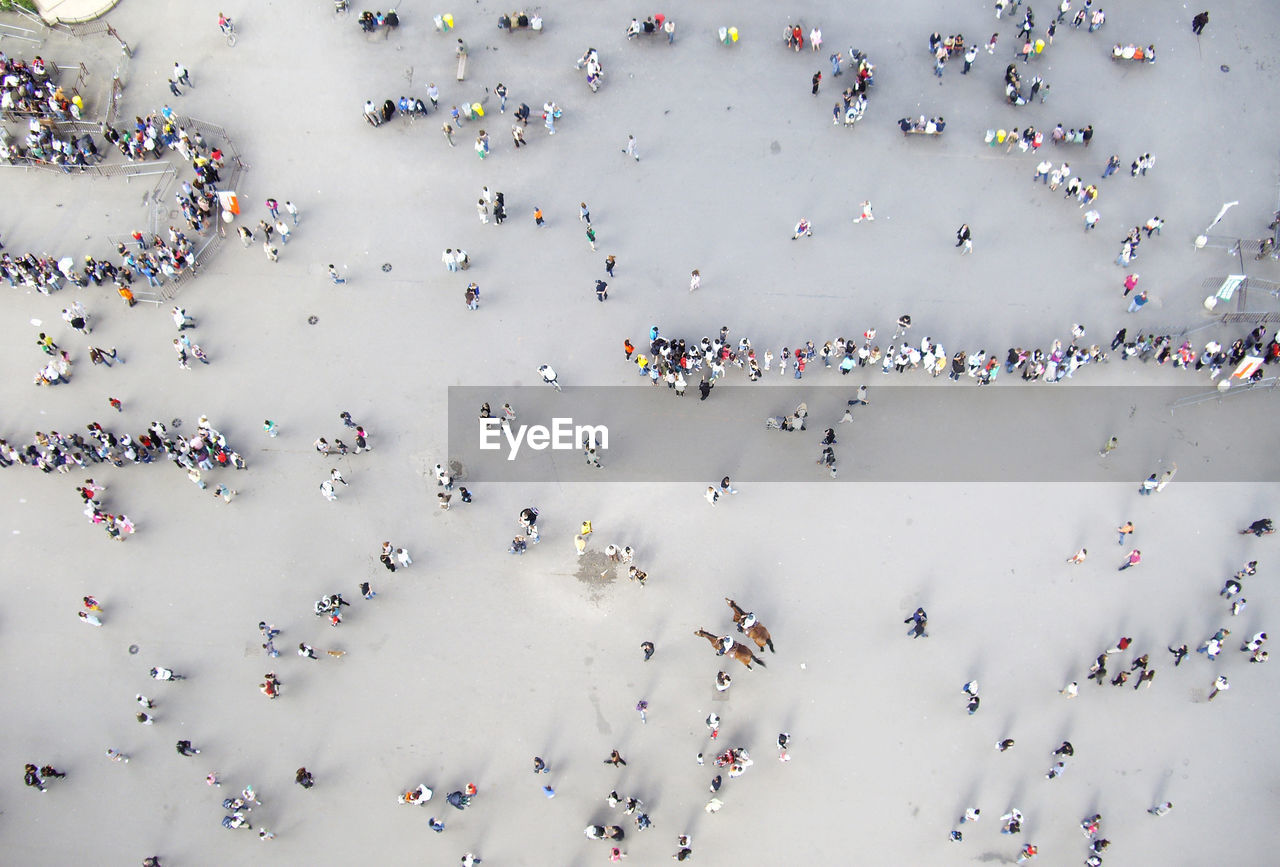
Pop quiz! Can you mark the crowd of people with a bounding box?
[0,53,83,122]
[2,3,1264,864]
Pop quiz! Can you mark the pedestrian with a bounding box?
[604,750,626,766]
[791,218,813,239]
[285,200,300,225]
[905,607,928,638]
[360,581,376,600]
[1127,290,1149,312]
[641,641,655,661]
[1100,436,1118,457]
[853,201,874,223]
[1191,11,1208,35]
[704,486,719,506]
[956,223,972,253]
[623,135,640,161]
[533,756,549,774]
[534,207,544,226]
[176,740,200,756]
[1060,681,1078,698]
[1067,547,1087,564]
[79,611,102,626]
[689,269,701,292]
[1149,800,1174,816]
[586,225,598,251]
[327,264,346,285]
[538,364,561,391]
[1209,674,1229,700]
[811,71,822,94]
[996,737,1014,751]
[320,481,337,501]
[263,241,279,263]
[605,254,616,276]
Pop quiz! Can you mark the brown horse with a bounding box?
[695,628,766,670]
[725,598,776,653]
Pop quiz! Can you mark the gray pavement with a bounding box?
[1,1,1279,864]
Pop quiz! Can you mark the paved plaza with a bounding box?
[1,1,1279,864]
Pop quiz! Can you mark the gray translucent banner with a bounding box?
[446,385,1279,483]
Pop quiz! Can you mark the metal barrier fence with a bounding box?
[1169,375,1279,412]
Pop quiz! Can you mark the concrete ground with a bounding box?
[1,1,1278,865]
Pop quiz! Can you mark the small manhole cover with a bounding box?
[128,644,139,654]
[172,418,182,428]
[381,263,392,272]
[308,315,319,325]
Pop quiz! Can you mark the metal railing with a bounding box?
[1169,375,1280,412]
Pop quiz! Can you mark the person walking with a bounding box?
[623,135,640,161]
[956,224,972,253]
[1208,675,1229,700]
[1191,11,1208,35]
[1118,549,1141,570]
[538,364,561,391]
[328,265,346,285]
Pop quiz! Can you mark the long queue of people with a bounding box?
[2,110,233,302]
[627,321,1280,390]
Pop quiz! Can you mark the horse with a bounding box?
[695,628,766,670]
[725,598,776,653]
